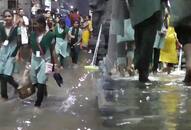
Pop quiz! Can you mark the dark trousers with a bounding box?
[117,42,127,67]
[0,74,19,99]
[59,54,65,66]
[153,48,160,72]
[117,43,127,57]
[70,45,80,64]
[134,11,162,80]
[35,83,46,107]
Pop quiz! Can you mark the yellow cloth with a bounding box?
[159,26,178,64]
[82,29,90,47]
[88,20,93,32]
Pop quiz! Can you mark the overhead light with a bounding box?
[70,5,74,9]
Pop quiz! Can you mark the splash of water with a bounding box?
[59,95,77,112]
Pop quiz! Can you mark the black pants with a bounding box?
[153,48,160,72]
[0,74,19,99]
[35,83,46,107]
[59,54,65,66]
[70,45,80,64]
[117,43,127,57]
[134,11,162,80]
[117,42,127,66]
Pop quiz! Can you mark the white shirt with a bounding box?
[23,16,29,26]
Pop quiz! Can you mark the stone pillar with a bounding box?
[104,0,128,73]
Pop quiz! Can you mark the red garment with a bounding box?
[70,13,80,24]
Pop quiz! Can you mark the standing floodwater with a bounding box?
[0,52,190,130]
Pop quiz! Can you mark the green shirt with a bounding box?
[30,31,55,54]
[128,0,162,27]
[0,23,18,43]
[55,25,69,39]
[170,0,191,26]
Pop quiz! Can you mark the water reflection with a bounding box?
[100,72,189,130]
[0,51,190,130]
[159,85,181,130]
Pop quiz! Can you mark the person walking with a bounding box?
[170,0,191,85]
[18,8,29,45]
[81,21,90,50]
[54,16,69,69]
[68,21,82,68]
[70,8,81,25]
[159,16,179,74]
[128,0,166,82]
[29,15,56,107]
[0,10,21,100]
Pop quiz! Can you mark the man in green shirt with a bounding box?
[170,0,191,85]
[128,0,166,82]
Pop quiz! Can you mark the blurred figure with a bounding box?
[170,0,191,85]
[81,15,93,51]
[65,13,72,28]
[54,16,69,69]
[87,15,93,34]
[70,8,80,25]
[128,0,165,82]
[0,10,21,100]
[159,17,178,74]
[81,21,90,50]
[14,8,30,73]
[117,19,135,77]
[45,10,54,32]
[68,21,82,68]
[29,15,56,107]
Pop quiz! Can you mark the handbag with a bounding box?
[18,65,35,99]
[117,19,135,43]
[153,17,168,49]
[153,22,167,49]
[153,30,166,49]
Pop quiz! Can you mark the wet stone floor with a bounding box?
[0,52,190,130]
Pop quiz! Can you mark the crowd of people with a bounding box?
[0,8,93,109]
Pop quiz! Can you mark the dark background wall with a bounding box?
[77,0,90,17]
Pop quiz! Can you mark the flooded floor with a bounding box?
[98,71,190,130]
[0,52,190,130]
